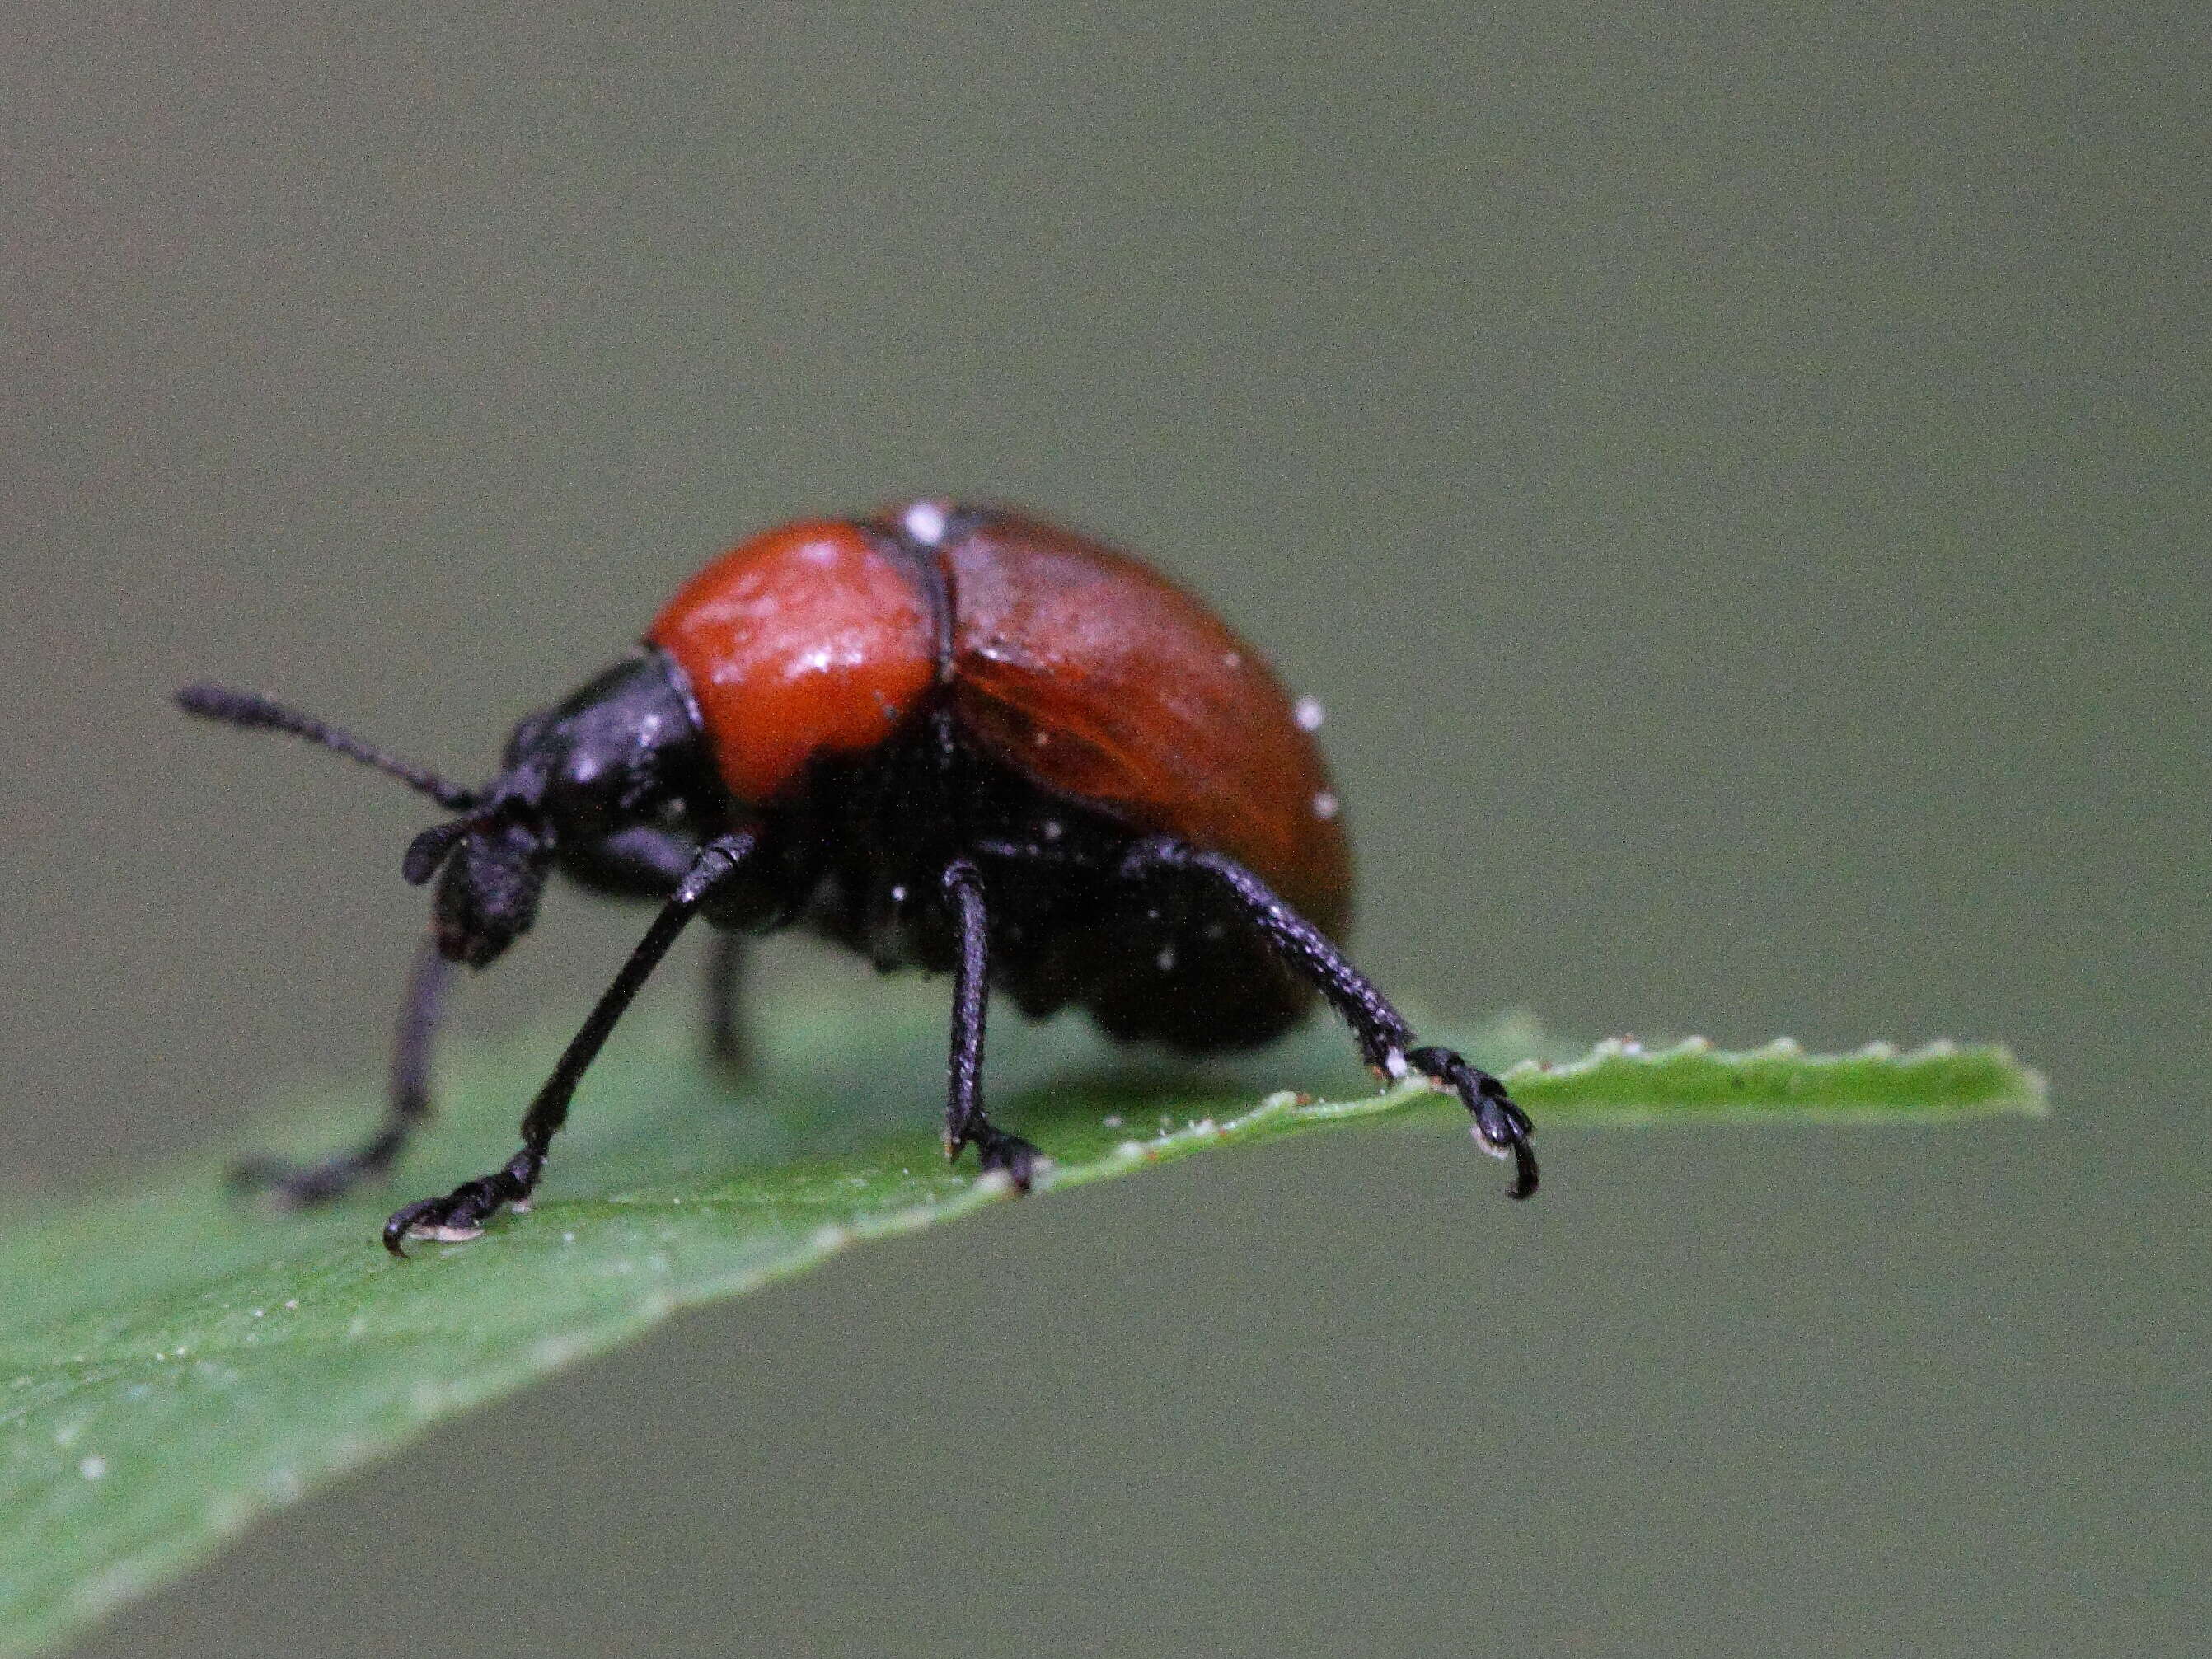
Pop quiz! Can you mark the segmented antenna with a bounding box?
[175,685,483,811]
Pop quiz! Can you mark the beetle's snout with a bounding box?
[404,810,551,968]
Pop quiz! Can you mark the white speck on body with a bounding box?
[890,884,907,902]
[1383,1048,1409,1080]
[1221,650,1242,669]
[79,1456,107,1480]
[1155,945,1177,972]
[1294,696,1325,731]
[1312,790,1339,820]
[903,500,949,546]
[1042,818,1062,841]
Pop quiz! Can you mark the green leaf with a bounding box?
[0,977,2041,1657]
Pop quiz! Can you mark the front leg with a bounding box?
[384,829,761,1255]
[1119,837,1538,1199]
[559,822,756,1077]
[232,929,453,1207]
[940,859,1043,1191]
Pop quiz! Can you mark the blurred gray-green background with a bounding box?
[5,7,2205,1656]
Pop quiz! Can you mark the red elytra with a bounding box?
[649,504,1350,935]
[649,518,936,810]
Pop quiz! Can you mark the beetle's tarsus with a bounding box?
[382,1152,542,1258]
[1407,1043,1539,1200]
[963,1125,1043,1193]
[232,1155,377,1211]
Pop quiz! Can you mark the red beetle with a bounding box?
[180,502,1535,1254]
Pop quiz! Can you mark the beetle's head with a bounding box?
[173,682,552,970]
[176,651,706,971]
[402,799,552,968]
[401,652,709,966]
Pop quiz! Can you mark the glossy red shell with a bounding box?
[647,520,935,806]
[649,506,1351,937]
[940,510,1350,937]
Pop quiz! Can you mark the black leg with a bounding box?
[232,931,454,1207]
[704,928,751,1075]
[383,830,760,1255]
[1119,837,1538,1199]
[940,859,1043,1190]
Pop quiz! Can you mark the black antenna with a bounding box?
[176,685,483,812]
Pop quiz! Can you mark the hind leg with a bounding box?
[1118,837,1537,1199]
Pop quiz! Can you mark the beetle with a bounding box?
[179,501,1535,1256]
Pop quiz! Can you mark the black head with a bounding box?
[400,804,552,968]
[177,651,710,971]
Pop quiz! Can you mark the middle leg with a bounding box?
[703,928,751,1076]
[940,858,1042,1190]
